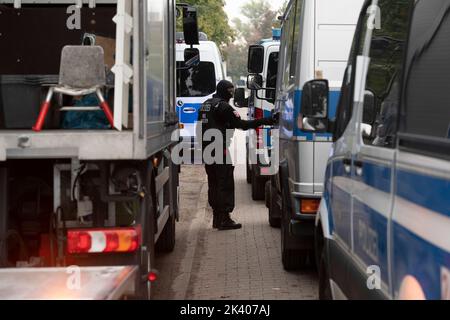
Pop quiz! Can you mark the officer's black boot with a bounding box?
[218,212,242,231]
[213,212,222,229]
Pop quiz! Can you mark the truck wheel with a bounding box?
[156,158,177,253]
[319,250,332,300]
[251,171,265,201]
[156,212,176,253]
[135,165,156,300]
[268,182,281,228]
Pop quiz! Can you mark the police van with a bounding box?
[312,0,450,300]
[235,29,281,202]
[247,0,364,270]
[176,35,225,153]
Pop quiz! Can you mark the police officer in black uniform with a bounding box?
[198,80,278,230]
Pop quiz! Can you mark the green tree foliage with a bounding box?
[232,0,282,44]
[176,0,235,46]
[224,0,286,82]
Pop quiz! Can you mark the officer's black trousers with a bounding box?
[205,164,235,214]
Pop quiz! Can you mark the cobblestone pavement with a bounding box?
[152,164,318,300]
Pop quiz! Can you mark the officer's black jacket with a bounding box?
[197,96,273,153]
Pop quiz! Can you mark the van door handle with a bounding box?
[343,158,352,174]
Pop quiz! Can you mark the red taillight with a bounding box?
[148,272,158,282]
[67,227,141,254]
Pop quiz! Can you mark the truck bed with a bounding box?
[0,266,137,300]
[0,130,137,161]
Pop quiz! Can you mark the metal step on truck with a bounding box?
[0,0,200,299]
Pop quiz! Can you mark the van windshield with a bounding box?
[176,62,216,97]
[265,52,279,100]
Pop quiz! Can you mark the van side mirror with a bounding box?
[248,45,264,74]
[234,88,248,108]
[247,74,263,91]
[302,80,329,118]
[182,6,199,45]
[300,79,329,132]
[184,48,200,68]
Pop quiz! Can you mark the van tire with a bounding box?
[251,171,265,201]
[265,180,271,208]
[280,184,307,270]
[319,249,332,300]
[281,215,307,270]
[246,156,251,184]
[268,182,281,228]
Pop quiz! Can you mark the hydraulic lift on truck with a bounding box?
[0,0,200,299]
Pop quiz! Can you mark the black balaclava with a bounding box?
[215,80,234,102]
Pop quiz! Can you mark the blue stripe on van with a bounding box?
[356,162,449,218]
[293,89,341,139]
[396,169,450,218]
[177,103,202,124]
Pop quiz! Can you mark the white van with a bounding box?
[176,39,225,147]
[245,30,280,202]
[247,0,364,270]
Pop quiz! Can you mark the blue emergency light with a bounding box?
[272,28,281,40]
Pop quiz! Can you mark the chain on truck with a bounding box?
[0,0,200,299]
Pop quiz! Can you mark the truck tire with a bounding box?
[251,171,265,201]
[156,158,177,253]
[281,188,307,270]
[155,211,176,253]
[135,164,156,300]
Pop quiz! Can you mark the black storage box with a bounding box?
[0,75,59,129]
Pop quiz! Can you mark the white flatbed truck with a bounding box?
[0,0,200,299]
[0,266,137,300]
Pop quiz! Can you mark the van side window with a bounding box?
[334,6,369,140]
[282,3,295,88]
[290,0,304,82]
[266,52,279,100]
[361,0,412,148]
[400,0,450,155]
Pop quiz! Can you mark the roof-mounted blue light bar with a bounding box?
[272,28,281,40]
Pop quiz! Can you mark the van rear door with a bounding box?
[176,46,218,141]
